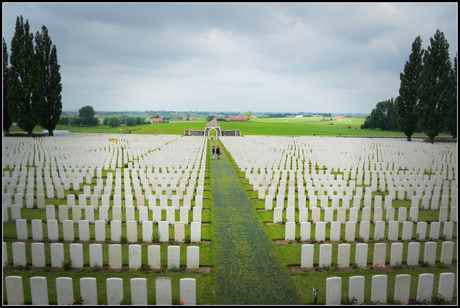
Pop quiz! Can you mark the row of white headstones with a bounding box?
[5,241,199,270]
[4,275,196,305]
[324,272,455,304]
[3,272,455,305]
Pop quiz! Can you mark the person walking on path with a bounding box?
[216,146,221,159]
[211,146,216,160]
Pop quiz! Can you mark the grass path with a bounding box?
[210,140,301,305]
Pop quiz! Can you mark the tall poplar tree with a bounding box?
[417,29,453,143]
[397,36,424,141]
[35,25,62,136]
[9,16,42,136]
[445,55,457,138]
[3,38,13,133]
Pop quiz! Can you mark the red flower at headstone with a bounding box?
[180,301,184,305]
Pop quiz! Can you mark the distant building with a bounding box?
[189,117,196,120]
[312,114,323,117]
[249,115,257,119]
[334,116,343,121]
[227,116,247,122]
[295,115,303,118]
[94,115,100,118]
[150,118,163,124]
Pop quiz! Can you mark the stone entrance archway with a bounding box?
[184,117,241,138]
[205,125,221,139]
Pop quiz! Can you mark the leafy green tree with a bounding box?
[8,16,43,136]
[58,116,69,125]
[3,38,13,133]
[244,110,253,119]
[445,54,457,138]
[362,99,398,131]
[35,25,62,136]
[78,105,98,126]
[206,115,214,122]
[69,116,81,126]
[135,117,143,125]
[107,117,121,128]
[102,117,109,125]
[125,117,136,126]
[418,30,454,143]
[397,36,424,141]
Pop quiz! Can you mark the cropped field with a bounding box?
[8,116,451,137]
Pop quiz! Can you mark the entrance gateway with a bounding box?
[184,118,241,139]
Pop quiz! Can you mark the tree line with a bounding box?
[362,29,457,143]
[3,16,62,136]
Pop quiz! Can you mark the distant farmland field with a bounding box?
[8,117,451,138]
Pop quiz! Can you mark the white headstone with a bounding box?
[130,278,148,305]
[416,273,434,302]
[109,244,122,269]
[70,243,84,268]
[373,243,386,267]
[394,274,411,304]
[106,277,124,305]
[127,221,138,243]
[345,221,356,242]
[337,243,350,268]
[315,222,326,242]
[390,242,403,266]
[371,275,388,303]
[319,244,332,267]
[301,244,314,268]
[56,277,74,305]
[440,241,454,265]
[187,246,199,269]
[78,220,90,241]
[30,276,49,305]
[148,245,161,269]
[349,276,365,304]
[355,243,368,268]
[111,220,122,242]
[50,243,64,267]
[438,272,455,302]
[407,242,420,266]
[32,219,43,241]
[80,277,98,305]
[5,276,25,305]
[156,277,172,305]
[89,243,103,267]
[326,277,342,305]
[168,245,180,269]
[129,244,142,269]
[180,278,196,306]
[423,241,437,265]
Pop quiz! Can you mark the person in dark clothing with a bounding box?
[216,146,221,159]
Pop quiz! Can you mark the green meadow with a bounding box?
[8,116,451,137]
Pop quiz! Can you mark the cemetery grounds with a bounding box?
[2,130,457,305]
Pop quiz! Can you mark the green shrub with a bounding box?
[436,262,448,269]
[62,259,72,271]
[92,265,101,272]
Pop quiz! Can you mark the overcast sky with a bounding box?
[2,3,458,114]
